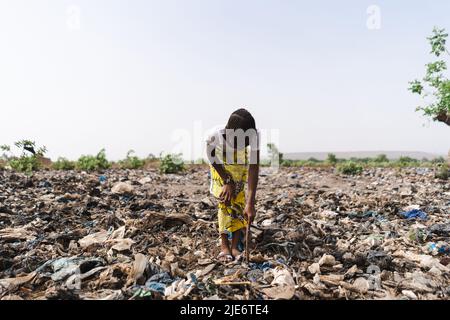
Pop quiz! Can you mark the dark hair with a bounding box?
[225,108,256,131]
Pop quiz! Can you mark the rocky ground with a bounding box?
[0,166,449,300]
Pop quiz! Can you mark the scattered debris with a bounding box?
[111,182,134,195]
[0,167,448,300]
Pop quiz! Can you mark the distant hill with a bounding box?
[284,151,445,161]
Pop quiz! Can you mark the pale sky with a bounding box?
[0,0,449,160]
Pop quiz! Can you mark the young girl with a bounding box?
[206,109,260,262]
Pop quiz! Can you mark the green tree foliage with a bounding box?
[159,153,185,174]
[409,27,450,125]
[326,153,338,164]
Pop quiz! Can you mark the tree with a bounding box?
[326,153,337,164]
[409,27,450,126]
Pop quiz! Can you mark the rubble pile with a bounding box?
[0,166,449,300]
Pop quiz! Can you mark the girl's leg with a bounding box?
[230,230,242,258]
[218,233,233,262]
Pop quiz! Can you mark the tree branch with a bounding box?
[434,111,450,126]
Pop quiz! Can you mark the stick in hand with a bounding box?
[245,221,250,264]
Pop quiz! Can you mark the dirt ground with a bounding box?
[0,166,449,300]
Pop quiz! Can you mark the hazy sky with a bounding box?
[1,0,449,160]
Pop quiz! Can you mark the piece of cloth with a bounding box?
[210,160,247,234]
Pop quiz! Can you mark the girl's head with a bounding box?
[226,108,256,132]
[225,108,257,149]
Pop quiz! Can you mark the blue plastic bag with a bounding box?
[399,209,427,220]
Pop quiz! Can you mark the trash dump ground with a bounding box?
[0,166,449,300]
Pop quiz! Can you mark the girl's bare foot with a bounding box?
[231,248,243,261]
[217,248,234,262]
[217,234,234,263]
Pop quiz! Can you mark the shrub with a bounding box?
[159,153,184,174]
[281,159,294,167]
[7,140,47,174]
[53,157,76,170]
[349,157,371,164]
[393,156,419,167]
[374,154,389,163]
[77,149,111,171]
[431,156,445,164]
[435,163,449,180]
[336,161,363,175]
[118,150,145,169]
[9,156,40,173]
[398,156,419,163]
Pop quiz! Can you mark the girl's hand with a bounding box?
[219,183,235,205]
[244,202,256,223]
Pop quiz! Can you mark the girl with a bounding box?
[206,109,260,262]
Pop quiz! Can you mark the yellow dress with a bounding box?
[210,147,248,234]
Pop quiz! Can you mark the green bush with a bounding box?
[431,156,445,164]
[53,157,76,170]
[396,156,419,167]
[9,156,41,173]
[265,154,439,168]
[77,149,111,171]
[349,157,372,164]
[281,159,294,167]
[7,140,47,174]
[336,161,363,175]
[118,150,145,169]
[435,163,449,180]
[374,154,389,163]
[159,153,185,174]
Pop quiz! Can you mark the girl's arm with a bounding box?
[245,150,259,222]
[207,146,235,205]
